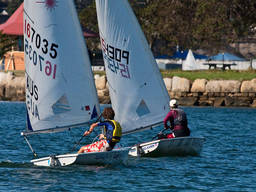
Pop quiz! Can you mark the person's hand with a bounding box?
[99,134,104,140]
[83,131,90,136]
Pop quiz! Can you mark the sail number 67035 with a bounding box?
[24,19,59,59]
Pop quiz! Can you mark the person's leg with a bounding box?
[99,140,111,152]
[78,143,96,153]
[78,144,90,153]
[78,140,104,153]
[166,133,175,138]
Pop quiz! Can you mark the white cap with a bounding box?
[169,99,178,107]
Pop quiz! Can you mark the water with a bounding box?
[0,102,256,192]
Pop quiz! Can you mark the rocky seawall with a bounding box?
[1,72,256,107]
[0,72,25,101]
[164,76,256,107]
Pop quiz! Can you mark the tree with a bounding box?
[6,0,22,15]
[0,32,16,59]
[193,0,235,52]
[77,0,256,56]
[74,0,93,13]
[133,0,199,54]
[79,1,98,33]
[227,0,256,38]
[78,1,99,50]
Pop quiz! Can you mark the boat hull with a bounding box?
[128,137,205,157]
[31,148,129,167]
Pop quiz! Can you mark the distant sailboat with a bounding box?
[95,0,204,157]
[22,0,128,167]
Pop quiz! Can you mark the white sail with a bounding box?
[96,0,170,134]
[24,0,100,134]
[182,49,197,71]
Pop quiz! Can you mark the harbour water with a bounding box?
[0,102,255,191]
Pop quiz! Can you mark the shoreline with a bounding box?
[0,72,255,108]
[1,100,255,110]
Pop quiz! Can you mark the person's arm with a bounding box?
[83,122,98,136]
[99,133,105,140]
[163,112,170,129]
[163,111,172,129]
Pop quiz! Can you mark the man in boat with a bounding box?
[78,107,122,153]
[158,99,190,139]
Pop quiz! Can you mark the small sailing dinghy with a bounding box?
[95,0,204,157]
[129,136,205,157]
[21,0,128,167]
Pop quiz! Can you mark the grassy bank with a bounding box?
[161,69,256,81]
[4,69,256,81]
[95,69,256,81]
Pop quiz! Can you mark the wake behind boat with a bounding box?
[22,0,128,167]
[95,0,204,158]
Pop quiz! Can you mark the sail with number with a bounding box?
[24,1,100,135]
[95,0,170,134]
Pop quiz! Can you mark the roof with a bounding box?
[0,3,98,38]
[0,3,23,35]
[171,50,208,60]
[155,54,172,59]
[209,53,246,61]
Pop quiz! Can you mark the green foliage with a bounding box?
[193,0,235,51]
[78,1,99,50]
[6,0,22,15]
[74,0,93,13]
[161,69,256,81]
[10,69,256,81]
[131,0,256,55]
[78,1,98,33]
[0,32,16,59]
[77,0,256,55]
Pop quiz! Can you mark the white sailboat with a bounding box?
[95,0,204,157]
[22,0,128,167]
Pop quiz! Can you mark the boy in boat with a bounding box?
[158,99,190,139]
[78,107,122,153]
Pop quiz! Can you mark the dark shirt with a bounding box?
[163,108,190,137]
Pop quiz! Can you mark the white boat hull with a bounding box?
[31,148,129,167]
[128,137,205,157]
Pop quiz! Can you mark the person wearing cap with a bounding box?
[159,99,190,139]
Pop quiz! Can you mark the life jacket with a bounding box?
[103,120,122,143]
[173,108,187,127]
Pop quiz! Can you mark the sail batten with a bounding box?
[96,0,170,133]
[24,1,100,134]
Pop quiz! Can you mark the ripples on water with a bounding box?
[0,102,256,191]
